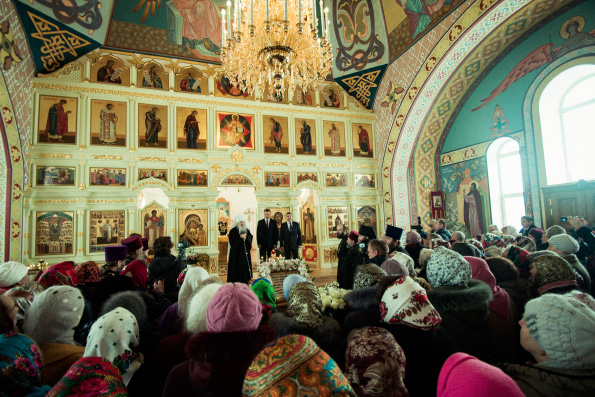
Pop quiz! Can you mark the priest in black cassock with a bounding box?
[227,214,253,283]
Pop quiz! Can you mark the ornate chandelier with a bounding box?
[220,0,332,97]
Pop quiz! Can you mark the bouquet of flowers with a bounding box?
[317,282,349,312]
[257,252,312,284]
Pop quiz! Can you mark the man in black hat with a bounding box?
[383,225,409,258]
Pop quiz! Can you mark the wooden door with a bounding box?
[542,180,595,230]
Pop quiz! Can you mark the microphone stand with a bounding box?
[243,235,252,280]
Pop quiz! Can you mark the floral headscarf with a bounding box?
[120,260,147,289]
[286,282,323,328]
[75,261,101,284]
[354,264,387,290]
[465,257,510,319]
[251,279,277,311]
[427,247,472,288]
[380,276,441,330]
[39,261,78,288]
[507,246,531,278]
[465,239,484,254]
[405,231,422,246]
[47,357,127,397]
[0,332,51,396]
[482,233,504,249]
[345,327,408,397]
[243,334,355,396]
[84,307,142,386]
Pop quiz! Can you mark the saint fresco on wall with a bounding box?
[215,75,254,99]
[35,211,74,256]
[179,209,208,247]
[138,62,169,90]
[293,85,315,106]
[357,206,377,235]
[141,203,165,251]
[355,174,375,188]
[38,95,77,144]
[91,55,129,85]
[90,99,127,146]
[216,112,254,149]
[297,172,318,183]
[176,107,207,150]
[221,174,253,185]
[326,173,348,187]
[352,123,373,158]
[323,121,346,157]
[177,170,208,186]
[265,172,290,187]
[320,86,342,109]
[36,166,75,186]
[328,206,348,238]
[90,168,126,186]
[138,169,167,182]
[264,116,289,154]
[295,118,316,155]
[139,103,168,148]
[89,211,125,252]
[175,66,207,94]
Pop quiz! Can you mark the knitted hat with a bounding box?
[141,238,149,251]
[251,278,277,310]
[177,267,209,318]
[100,291,148,323]
[524,293,595,370]
[548,234,579,254]
[0,333,51,396]
[0,261,28,288]
[405,230,421,245]
[104,245,127,262]
[47,357,126,397]
[437,353,524,397]
[501,225,519,237]
[243,335,354,396]
[380,276,441,330]
[283,274,306,302]
[427,246,472,287]
[532,255,577,295]
[206,282,262,333]
[39,261,77,288]
[286,282,323,328]
[75,261,101,284]
[353,264,387,290]
[186,283,222,334]
[380,258,409,277]
[528,228,545,243]
[23,285,84,345]
[348,231,359,241]
[121,235,142,252]
[345,327,408,396]
[385,225,403,240]
[120,260,147,288]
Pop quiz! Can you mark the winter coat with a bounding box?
[338,245,363,289]
[38,343,84,387]
[499,278,531,315]
[427,279,493,360]
[500,362,595,397]
[148,254,185,302]
[561,253,591,292]
[436,227,452,241]
[369,254,387,267]
[162,326,275,396]
[405,243,427,267]
[487,295,523,363]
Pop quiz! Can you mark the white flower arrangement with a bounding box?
[257,252,312,284]
[318,282,349,312]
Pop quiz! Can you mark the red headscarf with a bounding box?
[120,260,147,289]
[39,261,78,288]
[75,261,101,284]
[464,256,510,319]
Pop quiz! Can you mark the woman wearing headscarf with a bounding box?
[282,274,305,302]
[515,236,537,253]
[465,256,522,363]
[23,286,85,386]
[485,256,531,317]
[426,247,493,360]
[529,254,579,297]
[345,327,408,396]
[504,245,532,279]
[405,230,427,268]
[528,228,547,251]
[353,263,387,291]
[46,357,127,396]
[0,332,52,396]
[147,236,185,302]
[243,334,355,396]
[73,261,102,345]
[251,278,277,323]
[84,307,142,386]
[0,261,30,292]
[269,281,343,367]
[163,283,276,396]
[38,261,78,288]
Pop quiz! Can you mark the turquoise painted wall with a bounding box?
[442,1,595,153]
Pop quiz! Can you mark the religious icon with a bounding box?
[216,112,254,149]
[327,206,348,239]
[297,172,318,183]
[36,166,75,186]
[89,211,125,253]
[354,174,376,188]
[35,211,74,256]
[323,121,345,157]
[293,85,314,106]
[177,107,207,150]
[215,75,252,98]
[90,168,127,186]
[138,169,167,182]
[321,87,342,108]
[216,200,230,235]
[221,174,253,185]
[90,99,127,147]
[353,124,373,157]
[272,207,291,235]
[325,173,348,187]
[261,83,288,103]
[38,95,77,144]
[175,66,206,94]
[138,103,168,148]
[433,195,443,208]
[138,62,168,90]
[179,209,209,247]
[91,56,129,85]
[302,203,316,244]
[357,206,377,234]
[177,170,208,186]
[264,172,290,187]
[265,115,288,154]
[142,204,165,250]
[295,118,316,155]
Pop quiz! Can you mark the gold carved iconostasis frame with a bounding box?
[22,51,381,271]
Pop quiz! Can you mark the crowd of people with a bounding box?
[1,215,594,396]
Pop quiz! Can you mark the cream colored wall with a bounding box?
[23,55,380,272]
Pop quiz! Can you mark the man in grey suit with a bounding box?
[279,212,302,259]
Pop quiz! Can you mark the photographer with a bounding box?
[147,236,186,303]
[338,231,363,289]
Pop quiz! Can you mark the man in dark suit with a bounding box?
[279,212,302,259]
[257,208,278,260]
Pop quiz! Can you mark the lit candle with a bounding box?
[266,0,269,22]
[284,0,288,21]
[234,0,238,30]
[312,0,316,28]
[298,0,302,22]
[238,0,242,32]
[324,7,328,37]
[221,9,226,43]
[227,1,232,36]
[250,0,254,25]
[319,0,323,31]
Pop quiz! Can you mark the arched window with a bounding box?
[487,137,525,228]
[539,64,595,186]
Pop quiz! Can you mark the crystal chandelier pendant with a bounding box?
[221,0,332,98]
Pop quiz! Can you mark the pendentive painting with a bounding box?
[176,107,207,150]
[138,62,169,90]
[142,203,166,251]
[352,124,373,158]
[295,118,316,155]
[91,55,130,86]
[355,174,376,188]
[37,95,78,144]
[325,173,348,187]
[320,86,342,109]
[357,206,377,235]
[89,211,125,253]
[90,168,127,186]
[174,66,207,94]
[35,211,74,256]
[216,112,254,150]
[323,121,346,157]
[138,169,167,182]
[36,166,75,186]
[264,172,290,187]
[139,103,168,148]
[90,99,127,146]
[179,209,209,247]
[264,115,289,154]
[327,206,348,239]
[177,170,208,187]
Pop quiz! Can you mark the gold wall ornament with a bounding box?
[129,147,136,152]
[297,162,318,167]
[130,179,172,191]
[178,158,205,163]
[38,153,73,158]
[88,199,133,203]
[230,150,244,163]
[24,234,29,239]
[211,164,222,173]
[174,198,210,203]
[258,197,291,201]
[91,155,124,160]
[267,161,288,166]
[78,183,86,190]
[354,164,376,168]
[79,144,87,150]
[138,157,167,162]
[327,163,347,168]
[252,166,261,174]
[77,232,84,237]
[33,199,83,204]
